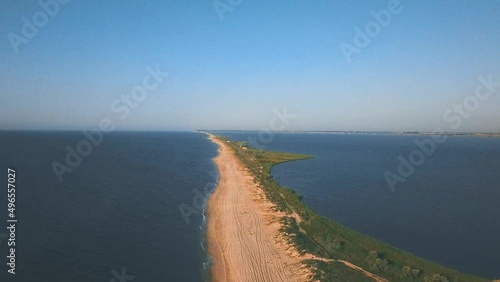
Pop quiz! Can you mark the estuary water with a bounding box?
[217,131,500,279]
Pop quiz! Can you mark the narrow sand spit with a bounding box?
[206,134,390,282]
[206,135,312,282]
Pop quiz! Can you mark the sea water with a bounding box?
[0,131,217,282]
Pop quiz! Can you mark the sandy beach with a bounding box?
[206,135,312,282]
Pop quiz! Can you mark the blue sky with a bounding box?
[1,0,499,132]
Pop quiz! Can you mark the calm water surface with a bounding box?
[0,131,217,282]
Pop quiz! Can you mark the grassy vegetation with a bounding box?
[215,135,489,282]
[303,259,374,282]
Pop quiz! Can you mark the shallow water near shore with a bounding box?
[216,131,500,279]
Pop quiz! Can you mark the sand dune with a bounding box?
[206,135,311,282]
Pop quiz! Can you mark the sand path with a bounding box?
[206,135,309,282]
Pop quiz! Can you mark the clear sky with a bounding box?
[1,0,499,132]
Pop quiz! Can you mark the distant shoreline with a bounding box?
[197,130,500,138]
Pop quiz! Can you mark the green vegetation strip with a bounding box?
[215,135,489,282]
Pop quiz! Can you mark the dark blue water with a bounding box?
[0,131,217,282]
[216,131,500,279]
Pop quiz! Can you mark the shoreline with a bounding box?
[206,134,312,282]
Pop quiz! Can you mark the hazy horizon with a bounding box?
[2,1,499,132]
